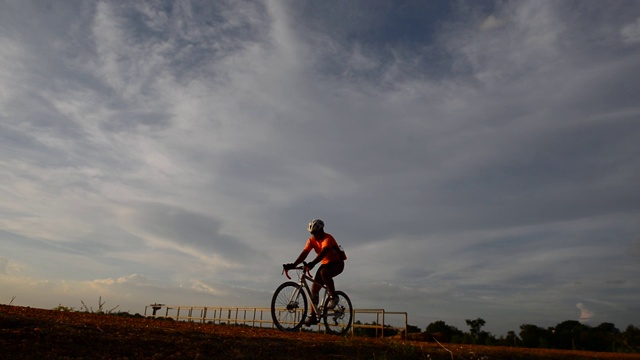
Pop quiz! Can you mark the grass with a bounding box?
[79,296,120,314]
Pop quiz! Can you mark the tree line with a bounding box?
[354,318,640,353]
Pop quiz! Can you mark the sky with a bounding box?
[1,0,639,336]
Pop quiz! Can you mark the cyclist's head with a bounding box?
[308,219,324,234]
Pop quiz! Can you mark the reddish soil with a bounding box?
[2,305,640,359]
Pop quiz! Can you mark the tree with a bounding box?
[519,324,550,348]
[406,324,422,334]
[621,325,640,352]
[352,321,398,338]
[465,318,488,344]
[553,320,589,350]
[466,318,486,336]
[505,330,520,347]
[425,320,463,343]
[587,322,620,352]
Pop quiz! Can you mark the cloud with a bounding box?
[118,202,264,265]
[577,303,594,323]
[0,255,27,277]
[621,17,640,44]
[1,0,640,335]
[0,269,268,313]
[480,15,506,31]
[90,274,149,286]
[632,239,640,258]
[0,257,8,275]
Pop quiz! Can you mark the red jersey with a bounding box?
[303,232,342,264]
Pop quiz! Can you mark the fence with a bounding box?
[352,308,408,338]
[144,304,407,338]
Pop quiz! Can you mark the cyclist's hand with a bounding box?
[304,262,316,271]
[283,263,296,270]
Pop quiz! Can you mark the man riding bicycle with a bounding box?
[284,219,345,326]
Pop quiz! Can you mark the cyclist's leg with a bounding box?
[310,267,326,317]
[320,261,344,300]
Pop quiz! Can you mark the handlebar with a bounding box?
[282,262,313,280]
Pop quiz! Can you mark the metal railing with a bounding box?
[353,308,408,338]
[144,304,407,338]
[144,304,273,328]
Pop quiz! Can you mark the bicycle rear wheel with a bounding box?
[322,290,353,335]
[271,281,307,331]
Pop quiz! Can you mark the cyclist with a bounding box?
[284,219,345,326]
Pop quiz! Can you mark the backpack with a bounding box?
[337,245,347,261]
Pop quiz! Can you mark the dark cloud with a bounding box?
[131,202,260,262]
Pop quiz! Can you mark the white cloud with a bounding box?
[90,274,149,286]
[577,302,594,323]
[190,279,227,296]
[480,15,506,31]
[621,17,640,44]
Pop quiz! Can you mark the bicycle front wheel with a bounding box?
[323,290,353,335]
[271,281,307,331]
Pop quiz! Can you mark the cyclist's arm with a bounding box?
[307,247,331,267]
[292,248,311,266]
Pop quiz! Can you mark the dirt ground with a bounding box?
[2,305,640,360]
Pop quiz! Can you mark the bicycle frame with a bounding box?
[283,265,329,318]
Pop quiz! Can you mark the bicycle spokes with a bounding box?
[271,282,308,332]
[322,291,353,335]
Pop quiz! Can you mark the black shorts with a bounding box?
[314,261,344,285]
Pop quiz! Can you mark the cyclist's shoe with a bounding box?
[326,297,337,309]
[303,316,319,326]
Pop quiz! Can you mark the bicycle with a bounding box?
[270,262,353,335]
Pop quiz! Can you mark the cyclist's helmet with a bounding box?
[308,219,324,234]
